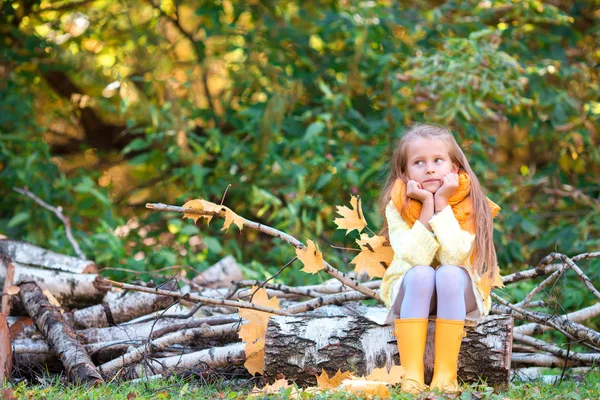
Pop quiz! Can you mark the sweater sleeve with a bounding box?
[385,201,440,267]
[380,201,440,306]
[428,205,476,266]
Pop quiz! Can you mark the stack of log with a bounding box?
[2,238,600,389]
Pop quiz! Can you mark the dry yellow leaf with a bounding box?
[350,234,394,278]
[339,379,390,399]
[334,195,367,235]
[478,270,503,298]
[248,378,306,398]
[316,369,354,389]
[364,365,405,385]
[181,199,244,232]
[6,286,20,295]
[237,286,280,376]
[296,240,324,274]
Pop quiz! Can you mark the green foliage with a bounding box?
[0,0,599,316]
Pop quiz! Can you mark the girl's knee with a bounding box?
[435,265,468,294]
[404,265,435,295]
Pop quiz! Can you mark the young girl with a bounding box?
[377,124,501,394]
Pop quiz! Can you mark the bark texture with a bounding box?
[19,281,103,385]
[0,239,96,274]
[263,313,513,389]
[67,281,178,329]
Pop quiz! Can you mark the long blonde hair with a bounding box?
[377,123,498,279]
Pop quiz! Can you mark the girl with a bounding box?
[377,124,501,394]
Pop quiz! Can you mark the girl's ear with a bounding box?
[451,163,459,173]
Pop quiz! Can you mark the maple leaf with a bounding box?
[316,369,354,389]
[364,366,404,385]
[296,240,324,274]
[478,270,504,298]
[237,286,280,375]
[349,234,394,278]
[182,199,244,232]
[334,195,367,235]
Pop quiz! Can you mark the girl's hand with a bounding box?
[407,180,434,202]
[435,173,459,201]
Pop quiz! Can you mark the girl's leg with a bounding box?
[399,265,436,319]
[435,265,477,320]
[394,266,435,393]
[431,265,474,393]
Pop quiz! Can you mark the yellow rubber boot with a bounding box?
[430,318,465,393]
[394,318,428,394]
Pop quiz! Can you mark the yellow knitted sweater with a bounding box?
[380,200,492,317]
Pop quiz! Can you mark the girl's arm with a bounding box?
[428,205,475,266]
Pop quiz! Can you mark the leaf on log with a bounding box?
[237,286,280,375]
[334,195,367,235]
[316,369,354,389]
[0,314,12,383]
[296,240,324,274]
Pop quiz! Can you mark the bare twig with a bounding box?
[13,186,86,259]
[145,202,381,301]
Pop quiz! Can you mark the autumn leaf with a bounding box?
[182,199,244,232]
[334,195,367,235]
[349,234,393,278]
[316,369,354,389]
[296,240,324,274]
[339,379,390,399]
[237,286,280,375]
[364,366,405,385]
[478,270,503,298]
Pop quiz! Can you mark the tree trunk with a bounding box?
[19,281,103,385]
[263,313,513,389]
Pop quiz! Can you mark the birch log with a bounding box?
[1,256,108,309]
[0,239,96,274]
[263,314,513,389]
[19,281,103,385]
[66,281,178,329]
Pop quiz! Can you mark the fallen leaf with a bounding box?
[1,388,14,400]
[316,369,354,389]
[42,290,61,307]
[339,378,390,399]
[334,195,367,235]
[364,365,405,385]
[296,240,324,274]
[237,286,280,375]
[478,269,503,298]
[126,392,137,400]
[5,286,19,296]
[349,234,393,278]
[8,317,33,340]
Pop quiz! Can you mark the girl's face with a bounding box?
[404,137,458,194]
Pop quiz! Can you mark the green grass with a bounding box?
[3,370,600,399]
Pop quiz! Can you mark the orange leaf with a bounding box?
[349,234,394,278]
[478,270,503,298]
[296,240,324,274]
[222,208,245,232]
[364,366,404,385]
[237,286,280,376]
[339,379,390,399]
[316,369,354,389]
[334,195,367,235]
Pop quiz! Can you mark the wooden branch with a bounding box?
[12,187,85,259]
[106,279,290,316]
[285,291,367,314]
[514,302,600,336]
[491,299,600,350]
[19,281,103,385]
[511,353,590,368]
[99,322,240,376]
[516,268,564,307]
[145,203,380,301]
[513,333,600,364]
[127,342,245,379]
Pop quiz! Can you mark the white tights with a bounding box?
[396,265,477,320]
